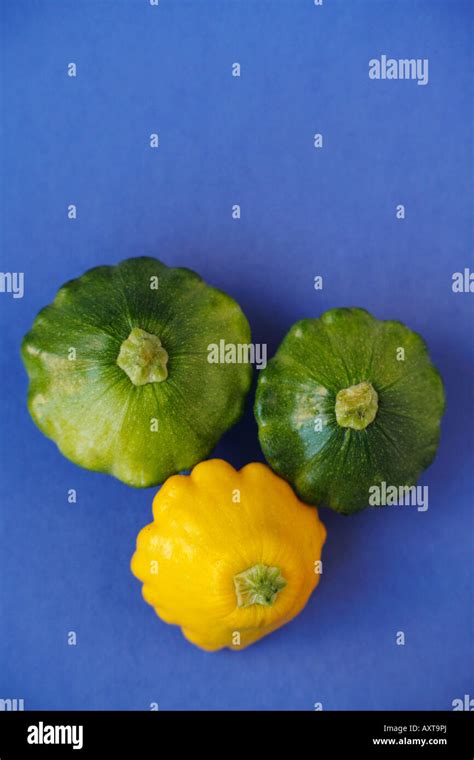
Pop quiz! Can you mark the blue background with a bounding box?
[1,0,473,710]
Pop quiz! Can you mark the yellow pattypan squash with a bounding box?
[131,459,326,651]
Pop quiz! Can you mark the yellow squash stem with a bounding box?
[234,564,287,608]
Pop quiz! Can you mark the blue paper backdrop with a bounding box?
[1,0,472,710]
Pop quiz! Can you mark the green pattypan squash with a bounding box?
[22,257,252,487]
[255,308,445,514]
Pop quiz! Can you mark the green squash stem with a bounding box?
[117,327,168,386]
[335,381,378,431]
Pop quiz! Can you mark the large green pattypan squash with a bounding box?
[255,308,445,514]
[22,257,252,487]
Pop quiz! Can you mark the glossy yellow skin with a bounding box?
[131,459,326,651]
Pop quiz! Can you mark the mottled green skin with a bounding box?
[22,257,252,487]
[255,308,445,514]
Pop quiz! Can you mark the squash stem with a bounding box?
[335,381,378,431]
[117,327,168,386]
[233,563,287,608]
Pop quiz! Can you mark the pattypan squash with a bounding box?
[131,459,326,651]
[22,258,252,487]
[255,308,445,514]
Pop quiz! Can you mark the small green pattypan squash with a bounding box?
[255,308,445,514]
[22,257,252,487]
